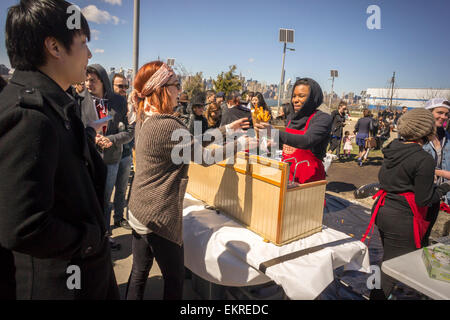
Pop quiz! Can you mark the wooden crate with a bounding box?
[187,151,326,245]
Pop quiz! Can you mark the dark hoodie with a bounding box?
[279,78,332,161]
[379,139,450,209]
[81,64,134,165]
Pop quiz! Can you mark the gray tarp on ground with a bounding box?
[319,194,426,300]
[319,194,383,299]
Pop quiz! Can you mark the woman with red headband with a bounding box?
[125,61,256,300]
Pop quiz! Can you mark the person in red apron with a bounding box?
[361,108,450,300]
[255,78,332,184]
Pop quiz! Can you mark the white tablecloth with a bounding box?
[183,193,371,300]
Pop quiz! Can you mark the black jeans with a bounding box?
[374,202,416,299]
[329,136,342,155]
[126,230,184,300]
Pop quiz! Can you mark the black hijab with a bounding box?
[287,78,324,130]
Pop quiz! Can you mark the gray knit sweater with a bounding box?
[129,113,239,246]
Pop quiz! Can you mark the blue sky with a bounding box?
[0,0,449,95]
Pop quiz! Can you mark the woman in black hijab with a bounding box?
[255,78,332,183]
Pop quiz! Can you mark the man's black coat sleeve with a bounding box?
[0,108,102,259]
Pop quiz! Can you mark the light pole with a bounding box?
[328,70,338,109]
[167,58,175,67]
[132,0,140,84]
[277,28,294,115]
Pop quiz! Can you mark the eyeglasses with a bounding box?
[165,82,181,90]
[114,84,129,90]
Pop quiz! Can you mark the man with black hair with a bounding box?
[220,90,252,127]
[84,64,134,242]
[111,73,134,232]
[0,0,119,299]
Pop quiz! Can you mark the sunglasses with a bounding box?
[165,82,181,90]
[114,84,129,90]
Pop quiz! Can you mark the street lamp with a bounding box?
[132,0,140,84]
[277,28,295,115]
[328,70,338,108]
[167,58,175,67]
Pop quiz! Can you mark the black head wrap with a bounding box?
[287,78,323,129]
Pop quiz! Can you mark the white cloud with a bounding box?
[81,5,121,25]
[91,29,100,40]
[94,49,105,54]
[249,58,255,63]
[102,0,122,5]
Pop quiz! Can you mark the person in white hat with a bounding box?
[422,97,450,242]
[423,98,450,188]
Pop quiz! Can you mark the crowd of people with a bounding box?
[328,104,409,166]
[0,0,449,301]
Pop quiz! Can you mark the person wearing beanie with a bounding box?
[363,108,450,300]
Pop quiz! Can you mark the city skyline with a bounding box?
[0,0,449,96]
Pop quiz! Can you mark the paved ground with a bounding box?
[110,224,201,300]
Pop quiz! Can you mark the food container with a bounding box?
[187,151,326,245]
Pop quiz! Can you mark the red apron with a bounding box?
[281,112,326,184]
[361,189,430,249]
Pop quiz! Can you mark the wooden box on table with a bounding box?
[186,151,327,246]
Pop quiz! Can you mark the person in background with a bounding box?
[125,61,256,300]
[342,130,354,159]
[0,0,119,299]
[205,89,216,106]
[363,108,450,300]
[245,91,255,109]
[251,92,273,122]
[85,64,134,250]
[328,101,347,159]
[276,102,292,125]
[216,91,227,114]
[220,90,252,127]
[376,116,391,149]
[74,81,85,94]
[354,108,375,167]
[175,91,189,115]
[111,73,135,230]
[187,90,208,136]
[205,102,222,129]
[112,73,129,97]
[422,98,450,243]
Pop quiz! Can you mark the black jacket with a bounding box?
[187,113,208,136]
[378,139,450,210]
[330,110,346,137]
[81,64,134,165]
[279,78,332,161]
[220,104,252,127]
[0,70,119,299]
[354,116,374,135]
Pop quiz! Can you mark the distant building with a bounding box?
[365,88,450,109]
